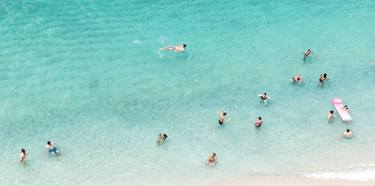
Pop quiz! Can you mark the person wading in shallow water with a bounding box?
[19,148,27,163]
[255,116,263,128]
[343,129,353,138]
[327,110,334,122]
[157,133,168,146]
[218,110,227,125]
[207,153,218,166]
[258,92,271,104]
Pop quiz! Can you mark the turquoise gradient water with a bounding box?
[1,0,375,185]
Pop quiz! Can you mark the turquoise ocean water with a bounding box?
[1,0,375,185]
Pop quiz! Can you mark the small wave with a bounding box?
[132,39,142,44]
[304,166,375,182]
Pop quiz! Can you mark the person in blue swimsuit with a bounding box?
[45,141,60,156]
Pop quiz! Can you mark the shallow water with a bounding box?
[1,0,375,185]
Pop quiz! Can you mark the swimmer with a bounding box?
[328,110,334,122]
[303,49,313,61]
[19,149,27,163]
[343,129,353,138]
[45,141,60,156]
[319,74,324,86]
[255,116,263,127]
[258,92,271,104]
[342,105,349,112]
[319,73,329,87]
[292,74,303,85]
[160,44,187,52]
[207,153,218,166]
[218,111,227,125]
[157,133,168,145]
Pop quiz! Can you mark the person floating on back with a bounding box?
[207,153,218,166]
[19,148,27,163]
[160,44,187,52]
[327,110,334,122]
[291,74,303,85]
[319,73,329,87]
[218,110,228,125]
[157,133,168,146]
[45,141,60,156]
[303,49,313,62]
[343,129,353,138]
[255,116,263,128]
[258,92,271,104]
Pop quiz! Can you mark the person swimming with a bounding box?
[160,44,187,52]
[303,49,312,61]
[45,141,59,156]
[157,133,168,145]
[292,74,303,84]
[218,111,227,125]
[258,92,271,104]
[255,116,263,127]
[19,148,27,163]
[207,153,217,166]
[343,129,353,138]
[328,110,334,122]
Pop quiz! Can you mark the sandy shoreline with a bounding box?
[199,175,375,186]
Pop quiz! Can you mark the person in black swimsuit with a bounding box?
[218,111,227,125]
[319,73,329,87]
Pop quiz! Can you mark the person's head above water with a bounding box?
[21,149,25,154]
[330,110,334,114]
[323,73,327,78]
[183,44,187,48]
[346,129,351,133]
[212,153,216,157]
[258,116,262,120]
[223,112,227,116]
[47,141,51,145]
[263,92,267,96]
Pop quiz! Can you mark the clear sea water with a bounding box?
[1,0,375,185]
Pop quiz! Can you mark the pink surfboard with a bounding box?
[332,98,352,122]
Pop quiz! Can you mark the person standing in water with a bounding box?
[343,129,353,138]
[303,49,313,62]
[255,116,263,128]
[207,153,218,166]
[19,149,27,163]
[292,74,303,85]
[160,44,187,52]
[328,110,334,122]
[157,133,168,146]
[218,110,227,125]
[258,92,271,104]
[45,141,60,156]
[319,73,329,87]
